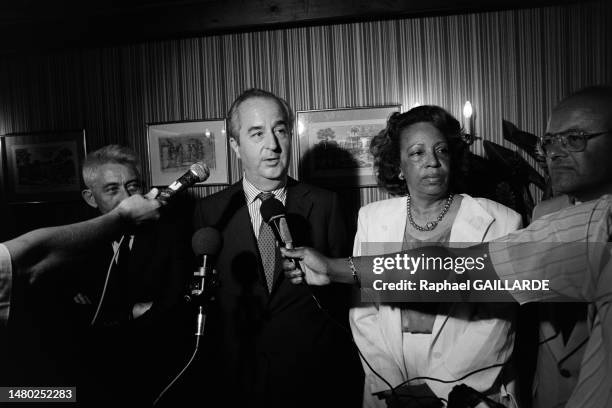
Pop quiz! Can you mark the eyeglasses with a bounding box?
[539,130,611,155]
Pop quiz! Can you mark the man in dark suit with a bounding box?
[71,145,191,406]
[192,89,362,407]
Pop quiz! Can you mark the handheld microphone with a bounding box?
[157,162,210,205]
[260,198,322,308]
[260,198,294,248]
[190,227,222,336]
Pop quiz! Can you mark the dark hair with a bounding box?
[82,144,140,188]
[226,88,294,144]
[370,105,468,196]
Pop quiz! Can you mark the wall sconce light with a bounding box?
[463,101,473,135]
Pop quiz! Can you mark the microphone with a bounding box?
[260,198,294,248]
[260,198,322,308]
[157,162,210,205]
[191,227,222,298]
[190,227,222,336]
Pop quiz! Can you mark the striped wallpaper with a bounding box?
[0,0,610,234]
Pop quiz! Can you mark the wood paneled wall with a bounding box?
[0,0,610,237]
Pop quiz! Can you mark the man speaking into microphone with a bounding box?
[192,89,362,408]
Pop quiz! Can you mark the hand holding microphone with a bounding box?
[260,197,301,272]
[156,161,210,205]
[116,188,162,224]
[281,246,332,286]
[260,198,323,293]
[260,199,326,309]
[260,198,295,249]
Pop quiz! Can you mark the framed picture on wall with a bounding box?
[146,119,229,187]
[1,129,87,203]
[297,105,400,186]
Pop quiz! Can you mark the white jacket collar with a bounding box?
[449,194,494,243]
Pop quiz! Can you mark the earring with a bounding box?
[398,172,405,180]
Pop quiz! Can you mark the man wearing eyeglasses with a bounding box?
[540,86,612,202]
[528,85,612,408]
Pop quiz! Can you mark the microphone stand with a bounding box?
[153,267,217,406]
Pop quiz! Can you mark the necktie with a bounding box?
[257,192,279,292]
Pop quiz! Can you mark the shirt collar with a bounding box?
[242,176,287,204]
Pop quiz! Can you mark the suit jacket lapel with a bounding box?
[127,228,157,280]
[540,320,565,361]
[127,233,144,273]
[285,179,313,223]
[270,179,312,294]
[225,182,270,300]
[449,194,494,243]
[390,197,407,242]
[433,195,493,340]
[540,316,590,362]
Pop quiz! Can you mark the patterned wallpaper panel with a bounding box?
[0,0,610,233]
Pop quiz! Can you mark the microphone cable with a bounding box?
[153,334,201,406]
[297,260,512,405]
[90,235,125,326]
[392,362,506,391]
[538,330,560,345]
[153,304,207,406]
[377,198,607,404]
[297,272,399,400]
[387,362,509,407]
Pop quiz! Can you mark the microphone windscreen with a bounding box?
[190,162,210,182]
[192,227,222,256]
[260,198,286,223]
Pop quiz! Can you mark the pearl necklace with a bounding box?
[407,194,454,232]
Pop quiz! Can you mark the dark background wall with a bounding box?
[0,0,610,239]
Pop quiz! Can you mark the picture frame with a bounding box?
[146,119,230,187]
[1,129,87,203]
[297,105,401,186]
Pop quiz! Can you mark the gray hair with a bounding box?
[226,88,294,144]
[82,144,141,188]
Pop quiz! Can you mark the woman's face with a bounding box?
[399,122,451,200]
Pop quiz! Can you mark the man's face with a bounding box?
[230,97,291,190]
[545,99,612,200]
[82,163,142,214]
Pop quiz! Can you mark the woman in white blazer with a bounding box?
[350,106,522,407]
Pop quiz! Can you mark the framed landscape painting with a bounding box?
[1,129,87,203]
[297,105,400,186]
[146,119,229,187]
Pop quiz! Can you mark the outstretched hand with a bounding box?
[116,188,161,225]
[281,246,332,286]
